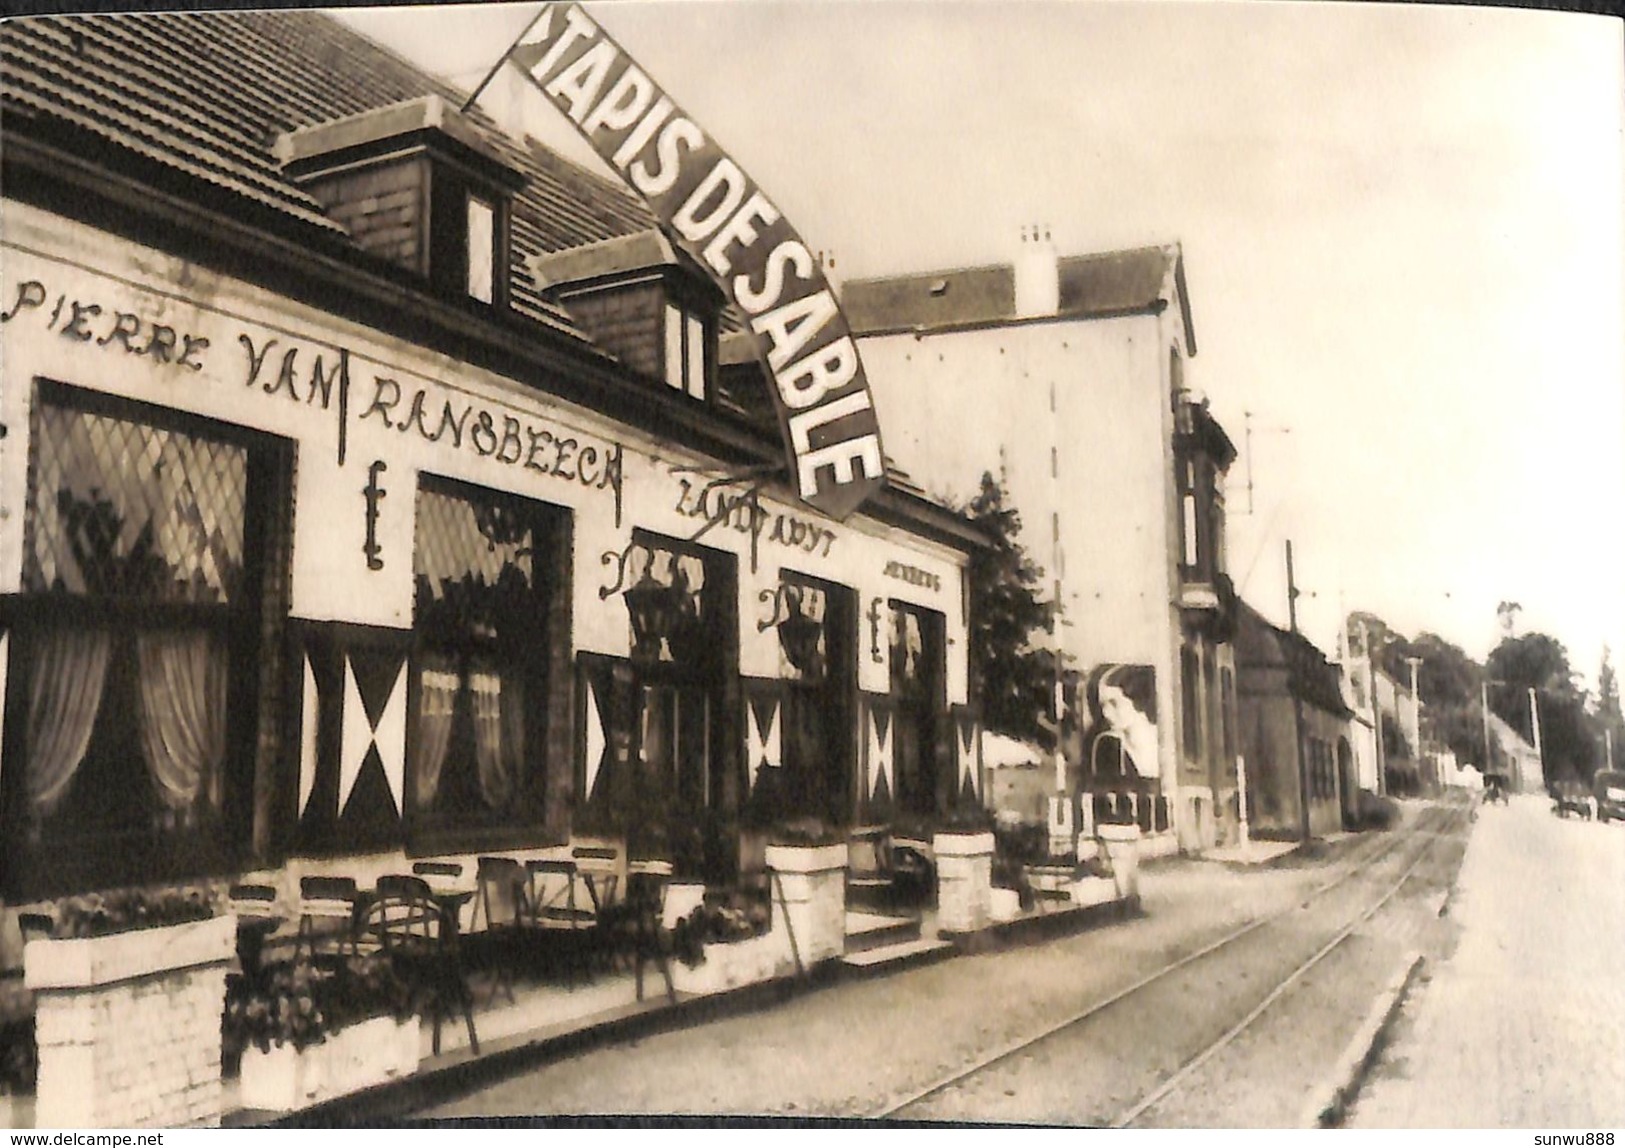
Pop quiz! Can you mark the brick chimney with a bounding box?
[1014,224,1059,318]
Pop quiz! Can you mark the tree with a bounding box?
[1598,646,1623,770]
[960,471,1059,749]
[1488,631,1598,782]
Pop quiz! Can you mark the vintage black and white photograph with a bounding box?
[0,0,1621,1131]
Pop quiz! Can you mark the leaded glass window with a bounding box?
[409,478,558,843]
[3,387,286,898]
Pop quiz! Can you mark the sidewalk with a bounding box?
[255,893,1131,1126]
[1346,794,1625,1127]
[1201,839,1300,865]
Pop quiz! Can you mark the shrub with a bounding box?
[1357,792,1400,830]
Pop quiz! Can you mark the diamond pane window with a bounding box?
[24,405,247,603]
[409,479,557,843]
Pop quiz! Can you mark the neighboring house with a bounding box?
[1485,710,1544,794]
[0,11,982,946]
[817,232,1240,852]
[1338,638,1381,797]
[1233,601,1355,840]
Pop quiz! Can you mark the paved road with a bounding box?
[1348,793,1625,1129]
[423,803,1462,1124]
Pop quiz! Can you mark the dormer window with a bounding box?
[466,195,496,304]
[276,96,524,310]
[532,229,724,405]
[665,304,709,401]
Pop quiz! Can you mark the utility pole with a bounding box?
[1529,687,1544,781]
[1287,540,1310,841]
[1406,656,1424,791]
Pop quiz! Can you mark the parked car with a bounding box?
[1551,779,1593,820]
[1593,770,1625,823]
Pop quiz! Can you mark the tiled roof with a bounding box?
[0,9,656,333]
[841,244,1194,352]
[1235,599,1353,718]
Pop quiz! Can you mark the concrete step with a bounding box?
[840,936,955,974]
[846,875,895,913]
[844,910,921,954]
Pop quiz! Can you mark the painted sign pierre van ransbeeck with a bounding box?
[504,3,886,522]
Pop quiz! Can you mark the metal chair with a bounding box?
[615,864,677,1005]
[525,858,600,987]
[295,875,363,964]
[570,842,624,909]
[228,883,281,979]
[360,875,478,1057]
[472,856,531,1004]
[412,860,465,889]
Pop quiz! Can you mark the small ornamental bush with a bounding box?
[46,885,218,939]
[222,953,417,1062]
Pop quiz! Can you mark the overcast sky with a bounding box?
[337,0,1625,691]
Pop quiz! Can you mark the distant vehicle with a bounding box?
[1483,773,1510,805]
[1593,771,1625,824]
[1551,779,1593,820]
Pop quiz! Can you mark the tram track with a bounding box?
[869,802,1470,1123]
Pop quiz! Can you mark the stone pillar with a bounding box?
[764,844,847,966]
[26,915,235,1128]
[1097,823,1143,905]
[933,831,995,934]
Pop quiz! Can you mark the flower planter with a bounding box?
[238,1016,420,1112]
[238,1040,329,1113]
[670,932,787,996]
[1070,876,1119,908]
[661,882,707,931]
[26,914,235,1128]
[989,887,1023,922]
[933,832,995,933]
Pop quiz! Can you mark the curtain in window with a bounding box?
[25,629,113,817]
[412,659,459,810]
[470,668,517,809]
[134,630,227,816]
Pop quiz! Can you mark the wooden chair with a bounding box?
[360,875,478,1057]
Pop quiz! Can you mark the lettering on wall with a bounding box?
[672,469,836,571]
[882,559,941,593]
[3,279,210,368]
[358,375,623,525]
[2,277,626,526]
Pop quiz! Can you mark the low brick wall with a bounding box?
[934,832,995,934]
[764,844,846,967]
[26,915,235,1128]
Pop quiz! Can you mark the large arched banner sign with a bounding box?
[497,3,887,522]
